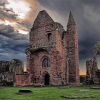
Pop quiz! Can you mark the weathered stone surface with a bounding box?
[26,10,80,86]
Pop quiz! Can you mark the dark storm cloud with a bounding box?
[0,24,29,61]
[0,24,28,39]
[0,0,30,61]
[38,0,100,63]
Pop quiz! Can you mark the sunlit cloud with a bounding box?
[4,20,16,26]
[18,30,28,35]
[0,0,35,34]
[7,0,30,19]
[24,0,38,21]
[0,0,44,33]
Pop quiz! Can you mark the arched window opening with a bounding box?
[42,58,49,67]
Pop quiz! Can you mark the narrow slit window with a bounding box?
[48,33,52,41]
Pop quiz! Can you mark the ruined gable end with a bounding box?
[33,10,54,29]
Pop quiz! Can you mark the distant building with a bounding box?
[26,10,80,86]
[86,41,100,84]
[0,59,29,86]
[86,57,100,84]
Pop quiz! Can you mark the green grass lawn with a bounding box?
[0,86,100,100]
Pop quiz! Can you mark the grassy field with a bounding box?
[0,86,100,100]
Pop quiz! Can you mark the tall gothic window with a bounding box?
[42,58,49,67]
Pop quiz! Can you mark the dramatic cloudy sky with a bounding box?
[0,0,100,75]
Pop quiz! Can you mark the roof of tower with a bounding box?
[67,11,76,26]
[33,10,54,29]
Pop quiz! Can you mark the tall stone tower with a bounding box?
[26,10,80,86]
[66,11,80,84]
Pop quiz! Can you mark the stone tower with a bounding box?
[26,10,80,86]
[66,11,80,84]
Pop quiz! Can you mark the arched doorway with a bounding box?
[44,73,50,86]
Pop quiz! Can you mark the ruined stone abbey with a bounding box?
[26,10,80,86]
[0,10,80,86]
[86,41,100,84]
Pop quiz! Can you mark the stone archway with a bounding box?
[43,72,50,86]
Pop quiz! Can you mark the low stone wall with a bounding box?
[16,73,30,86]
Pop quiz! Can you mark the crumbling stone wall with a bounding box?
[0,59,24,86]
